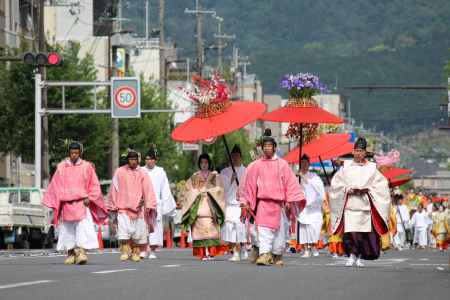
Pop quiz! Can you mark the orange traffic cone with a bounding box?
[179,231,187,248]
[97,228,104,249]
[164,229,173,248]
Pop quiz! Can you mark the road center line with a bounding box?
[92,268,136,274]
[161,264,181,268]
[0,280,56,290]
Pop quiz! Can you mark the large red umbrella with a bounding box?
[381,167,412,180]
[388,176,412,188]
[311,142,354,163]
[283,133,351,164]
[171,101,266,141]
[260,100,344,181]
[261,106,343,124]
[171,74,266,185]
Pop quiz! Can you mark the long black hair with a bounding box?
[197,153,213,171]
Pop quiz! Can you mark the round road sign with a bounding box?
[114,86,137,109]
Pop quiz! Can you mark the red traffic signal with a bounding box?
[22,52,63,66]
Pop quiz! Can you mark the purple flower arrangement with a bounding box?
[280,73,327,99]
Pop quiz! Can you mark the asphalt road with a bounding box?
[0,249,448,300]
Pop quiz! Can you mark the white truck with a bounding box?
[0,188,54,249]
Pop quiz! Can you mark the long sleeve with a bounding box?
[106,170,119,211]
[239,163,258,210]
[86,164,102,203]
[161,170,176,216]
[142,172,157,211]
[282,163,304,204]
[42,168,61,209]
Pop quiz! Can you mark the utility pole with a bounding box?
[111,0,121,176]
[213,16,235,73]
[238,56,250,100]
[39,0,50,188]
[145,0,150,40]
[159,0,165,91]
[185,1,216,77]
[195,0,203,77]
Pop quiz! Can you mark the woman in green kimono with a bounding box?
[181,153,226,260]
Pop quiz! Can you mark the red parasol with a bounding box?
[283,133,351,164]
[311,142,354,163]
[171,101,266,142]
[260,98,344,185]
[261,106,343,124]
[388,176,412,188]
[171,74,266,186]
[381,167,413,180]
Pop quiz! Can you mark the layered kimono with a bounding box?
[42,158,107,251]
[145,165,176,246]
[107,166,156,244]
[432,210,449,250]
[297,171,325,245]
[181,171,226,258]
[240,156,304,255]
[220,165,247,244]
[329,160,390,260]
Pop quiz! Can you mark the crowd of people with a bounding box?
[41,130,450,268]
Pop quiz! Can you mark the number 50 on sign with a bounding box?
[111,77,141,118]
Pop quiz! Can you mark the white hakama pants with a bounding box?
[393,230,406,248]
[413,227,427,247]
[117,213,148,244]
[258,210,289,255]
[221,205,247,243]
[298,221,323,245]
[148,218,164,247]
[57,208,98,251]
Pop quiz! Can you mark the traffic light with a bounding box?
[22,52,63,66]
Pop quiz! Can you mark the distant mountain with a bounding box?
[139,0,450,135]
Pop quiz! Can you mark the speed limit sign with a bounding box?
[111,77,141,118]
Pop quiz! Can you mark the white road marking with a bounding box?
[409,263,447,266]
[91,268,136,274]
[161,264,181,268]
[419,258,429,261]
[0,280,56,290]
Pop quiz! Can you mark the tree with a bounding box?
[0,42,111,179]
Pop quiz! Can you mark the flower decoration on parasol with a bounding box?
[260,73,343,181]
[171,73,266,184]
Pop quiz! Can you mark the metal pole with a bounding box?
[298,123,303,183]
[217,20,223,72]
[35,73,42,188]
[319,156,330,185]
[159,0,165,89]
[145,0,150,40]
[222,135,239,186]
[196,0,203,77]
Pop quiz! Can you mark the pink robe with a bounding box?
[107,166,157,224]
[42,159,107,225]
[240,157,305,230]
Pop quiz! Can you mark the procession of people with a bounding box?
[38,70,449,268]
[42,127,449,268]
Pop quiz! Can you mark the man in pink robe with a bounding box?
[240,129,305,266]
[42,142,107,265]
[107,150,157,262]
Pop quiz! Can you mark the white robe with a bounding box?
[145,166,176,246]
[297,172,325,244]
[220,165,247,243]
[411,211,429,246]
[329,160,390,234]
